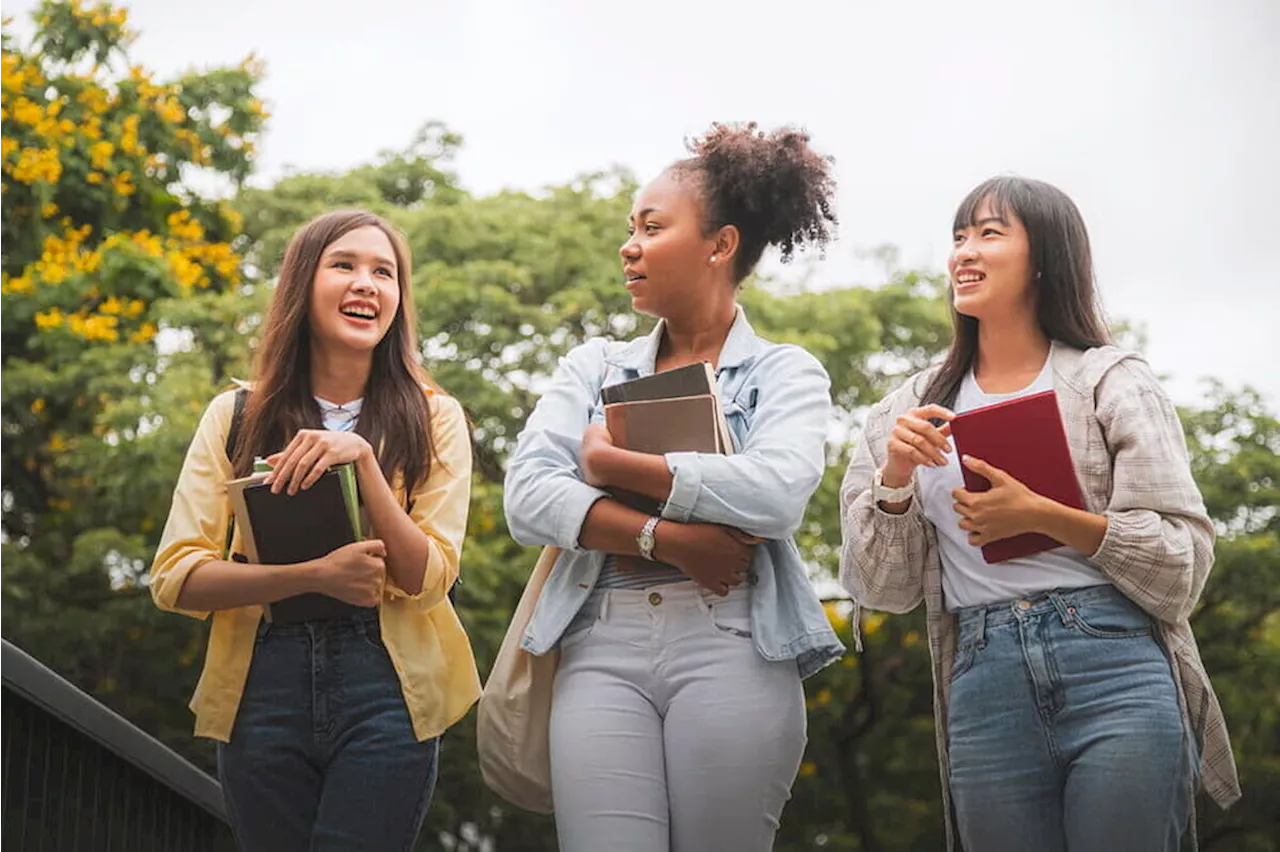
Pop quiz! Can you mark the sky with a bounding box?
[7,0,1279,405]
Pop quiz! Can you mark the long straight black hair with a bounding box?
[921,176,1113,408]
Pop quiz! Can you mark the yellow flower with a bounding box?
[166,210,205,241]
[111,170,135,196]
[99,296,124,315]
[31,398,47,414]
[89,140,114,170]
[41,202,58,218]
[129,321,157,344]
[67,312,119,342]
[81,116,103,140]
[87,171,104,184]
[1,137,18,159]
[35,307,66,331]
[11,147,62,184]
[799,762,817,778]
[119,114,141,155]
[155,97,186,124]
[1,274,34,295]
[822,600,848,630]
[9,96,42,125]
[903,630,921,648]
[862,612,886,637]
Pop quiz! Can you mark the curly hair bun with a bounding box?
[673,121,837,279]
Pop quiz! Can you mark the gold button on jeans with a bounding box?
[648,592,663,606]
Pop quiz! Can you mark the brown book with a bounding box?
[604,394,730,572]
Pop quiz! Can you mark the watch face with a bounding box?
[638,531,655,550]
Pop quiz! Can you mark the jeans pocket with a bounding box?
[950,641,981,681]
[1068,599,1153,639]
[707,604,753,640]
[558,615,598,651]
[359,619,387,651]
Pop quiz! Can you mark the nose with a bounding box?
[620,236,640,259]
[350,274,377,295]
[952,239,978,266]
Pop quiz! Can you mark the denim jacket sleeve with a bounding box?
[659,346,831,540]
[503,339,611,551]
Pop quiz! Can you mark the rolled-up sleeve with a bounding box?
[149,391,238,620]
[1088,359,1215,624]
[504,339,610,550]
[837,392,930,616]
[658,346,831,541]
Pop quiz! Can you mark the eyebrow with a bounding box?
[325,248,397,268]
[629,206,661,221]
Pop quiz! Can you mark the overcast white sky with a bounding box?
[8,0,1279,405]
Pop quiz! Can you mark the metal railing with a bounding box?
[2,639,236,851]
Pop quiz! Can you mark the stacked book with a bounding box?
[227,461,369,623]
[601,362,733,571]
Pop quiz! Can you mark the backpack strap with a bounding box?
[223,388,249,559]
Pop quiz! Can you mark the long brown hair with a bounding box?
[232,210,436,494]
[921,176,1113,408]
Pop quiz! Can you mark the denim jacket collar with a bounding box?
[605,305,768,376]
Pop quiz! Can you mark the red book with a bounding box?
[948,389,1085,564]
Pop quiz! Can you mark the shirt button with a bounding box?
[648,592,663,606]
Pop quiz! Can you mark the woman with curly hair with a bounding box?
[503,122,846,852]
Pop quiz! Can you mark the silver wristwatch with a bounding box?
[637,516,661,561]
[873,468,916,504]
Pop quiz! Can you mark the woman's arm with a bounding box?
[838,392,932,616]
[374,393,473,606]
[594,346,832,541]
[504,339,613,550]
[1083,358,1216,623]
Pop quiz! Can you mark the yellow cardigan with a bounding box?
[149,387,482,742]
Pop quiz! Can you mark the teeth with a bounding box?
[342,307,376,319]
[956,274,983,283]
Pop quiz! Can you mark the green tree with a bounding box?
[1,0,265,757]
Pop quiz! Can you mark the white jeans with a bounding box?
[549,581,807,852]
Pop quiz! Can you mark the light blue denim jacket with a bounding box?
[504,307,845,678]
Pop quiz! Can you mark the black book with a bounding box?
[601,362,717,405]
[241,469,370,624]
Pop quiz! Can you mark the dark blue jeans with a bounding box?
[947,584,1196,852]
[218,612,439,851]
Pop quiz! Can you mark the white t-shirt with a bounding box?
[917,347,1109,611]
[315,396,362,433]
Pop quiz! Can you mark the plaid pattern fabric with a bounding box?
[839,344,1241,848]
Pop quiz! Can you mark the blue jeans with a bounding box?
[947,584,1196,852]
[218,612,439,851]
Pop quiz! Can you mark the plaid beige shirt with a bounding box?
[839,343,1241,848]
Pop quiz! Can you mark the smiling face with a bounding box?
[618,170,720,319]
[307,225,402,355]
[948,196,1036,322]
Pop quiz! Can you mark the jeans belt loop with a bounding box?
[1048,590,1075,627]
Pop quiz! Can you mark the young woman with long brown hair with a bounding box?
[840,177,1240,851]
[151,210,480,850]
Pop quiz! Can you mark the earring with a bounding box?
[710,254,718,263]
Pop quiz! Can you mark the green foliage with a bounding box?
[2,7,1276,851]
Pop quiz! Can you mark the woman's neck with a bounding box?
[657,294,738,370]
[309,343,372,405]
[973,313,1051,392]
